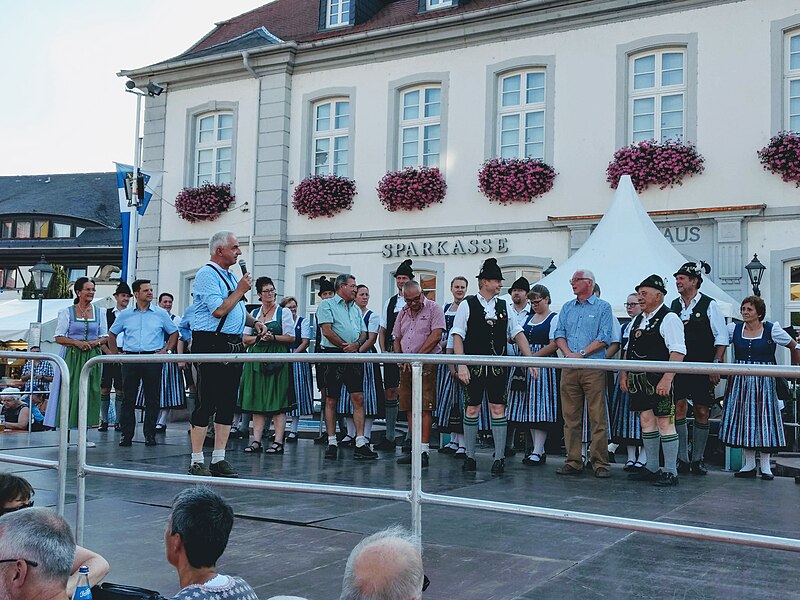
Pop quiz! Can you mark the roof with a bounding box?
[0,226,123,269]
[0,173,120,228]
[174,0,522,61]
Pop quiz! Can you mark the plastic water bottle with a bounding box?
[72,565,92,600]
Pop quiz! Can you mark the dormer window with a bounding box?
[426,0,453,9]
[326,0,351,28]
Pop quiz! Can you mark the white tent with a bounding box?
[537,175,738,317]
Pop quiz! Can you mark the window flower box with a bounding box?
[606,140,705,193]
[377,166,447,212]
[757,131,800,187]
[175,183,235,223]
[478,157,556,205]
[292,174,356,219]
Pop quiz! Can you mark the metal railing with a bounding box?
[0,350,70,515]
[75,352,800,551]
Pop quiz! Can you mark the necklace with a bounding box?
[75,303,92,319]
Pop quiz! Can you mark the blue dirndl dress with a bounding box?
[610,321,642,445]
[436,304,465,433]
[136,314,186,411]
[338,310,386,418]
[288,316,314,416]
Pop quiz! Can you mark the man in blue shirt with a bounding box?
[554,269,615,478]
[109,279,178,447]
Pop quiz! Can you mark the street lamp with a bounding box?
[543,260,557,277]
[745,254,766,297]
[29,255,55,323]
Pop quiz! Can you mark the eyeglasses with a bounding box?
[0,558,38,568]
[406,294,423,303]
[569,278,591,284]
[423,574,430,592]
[0,501,33,515]
[624,303,639,308]
[530,298,546,304]
[260,289,276,295]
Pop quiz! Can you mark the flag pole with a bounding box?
[127,91,143,283]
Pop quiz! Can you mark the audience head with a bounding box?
[0,389,23,412]
[0,508,76,596]
[0,475,34,517]
[165,487,234,570]
[740,295,766,322]
[334,274,357,301]
[256,277,277,304]
[340,526,425,600]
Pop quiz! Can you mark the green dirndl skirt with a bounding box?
[239,341,293,415]
[64,346,102,428]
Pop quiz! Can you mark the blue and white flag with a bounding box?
[114,163,163,283]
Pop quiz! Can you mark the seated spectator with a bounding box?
[0,472,109,595]
[340,526,426,600]
[0,507,75,600]
[1,388,30,431]
[165,487,257,599]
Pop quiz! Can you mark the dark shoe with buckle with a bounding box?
[734,468,757,478]
[677,459,690,474]
[339,435,355,448]
[453,447,467,460]
[375,437,396,451]
[555,464,583,476]
[491,459,505,475]
[628,468,661,482]
[522,453,546,466]
[265,441,284,455]
[397,452,429,467]
[438,443,457,455]
[354,444,378,460]
[188,462,212,477]
[118,437,132,447]
[98,421,109,432]
[652,471,679,487]
[209,459,239,478]
[325,444,338,460]
[462,457,477,472]
[690,460,707,475]
[144,436,157,447]
[594,466,611,478]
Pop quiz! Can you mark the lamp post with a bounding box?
[29,255,55,323]
[543,260,557,277]
[745,254,766,297]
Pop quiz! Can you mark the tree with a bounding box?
[21,264,71,299]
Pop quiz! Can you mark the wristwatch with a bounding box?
[579,350,586,357]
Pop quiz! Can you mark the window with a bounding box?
[326,0,351,28]
[787,30,800,131]
[399,86,441,168]
[426,0,453,9]
[788,263,800,328]
[0,221,11,239]
[14,221,30,239]
[307,273,339,314]
[629,49,686,142]
[52,222,72,238]
[497,70,546,159]
[68,268,87,282]
[1,269,16,289]
[194,112,233,186]
[33,220,49,239]
[501,267,542,284]
[313,99,350,176]
[417,271,437,301]
[75,226,85,237]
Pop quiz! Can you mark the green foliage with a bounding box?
[21,264,71,299]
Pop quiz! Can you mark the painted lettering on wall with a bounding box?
[661,226,701,243]
[382,237,509,258]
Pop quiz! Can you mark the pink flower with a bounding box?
[377,167,447,212]
[175,183,235,223]
[293,175,357,219]
[606,140,705,192]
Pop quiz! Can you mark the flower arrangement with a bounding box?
[376,166,447,212]
[757,131,800,187]
[292,174,357,219]
[478,157,556,204]
[606,140,705,192]
[174,183,235,223]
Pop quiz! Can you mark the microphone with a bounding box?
[238,259,248,277]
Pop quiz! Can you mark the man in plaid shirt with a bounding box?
[20,346,54,392]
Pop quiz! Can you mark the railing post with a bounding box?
[410,361,423,544]
[76,359,89,545]
[55,355,70,517]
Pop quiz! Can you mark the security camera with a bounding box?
[125,80,136,90]
[146,82,165,97]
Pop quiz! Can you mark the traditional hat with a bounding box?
[114,282,132,296]
[477,258,504,280]
[673,261,710,281]
[393,259,415,279]
[636,274,667,295]
[317,276,335,297]
[509,276,530,293]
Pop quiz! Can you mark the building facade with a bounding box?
[121,0,800,327]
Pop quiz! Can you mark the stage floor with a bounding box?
[1,427,799,600]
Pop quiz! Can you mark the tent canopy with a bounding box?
[537,176,738,317]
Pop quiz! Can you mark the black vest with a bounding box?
[106,308,117,330]
[670,293,715,362]
[463,295,509,356]
[627,305,670,363]
[383,294,400,348]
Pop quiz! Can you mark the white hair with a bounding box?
[208,230,235,255]
[340,526,424,600]
[575,268,595,283]
[0,508,75,584]
[402,281,421,294]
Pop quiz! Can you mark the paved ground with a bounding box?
[1,426,799,600]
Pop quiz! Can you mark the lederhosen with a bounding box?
[383,295,401,389]
[313,314,327,393]
[670,294,717,406]
[101,308,122,389]
[462,295,509,406]
[626,305,675,417]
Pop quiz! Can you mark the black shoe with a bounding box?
[375,438,396,451]
[628,468,661,482]
[734,468,757,478]
[209,459,239,478]
[522,453,546,466]
[339,435,355,448]
[144,436,157,447]
[397,452,429,467]
[491,459,505,475]
[504,447,516,458]
[677,459,690,474]
[462,457,477,472]
[401,438,411,454]
[313,434,328,445]
[154,424,167,433]
[354,444,378,460]
[324,444,338,460]
[118,437,132,447]
[652,471,679,487]
[690,460,707,475]
[761,473,775,481]
[438,443,457,455]
[453,448,467,460]
[98,421,109,432]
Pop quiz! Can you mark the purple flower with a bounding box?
[376,167,447,212]
[606,140,705,192]
[293,174,357,219]
[477,158,556,204]
[175,183,235,223]
[758,132,800,187]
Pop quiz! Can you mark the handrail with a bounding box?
[76,352,800,551]
[0,350,70,515]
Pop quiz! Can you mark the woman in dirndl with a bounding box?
[506,284,559,466]
[281,296,313,442]
[610,293,646,471]
[719,295,800,480]
[338,285,385,444]
[239,276,296,455]
[50,277,107,429]
[437,276,469,459]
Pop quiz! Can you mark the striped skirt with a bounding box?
[136,361,185,410]
[505,362,559,424]
[610,374,642,444]
[288,361,314,416]
[719,361,786,451]
[436,364,464,433]
[338,363,385,418]
[581,395,611,443]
